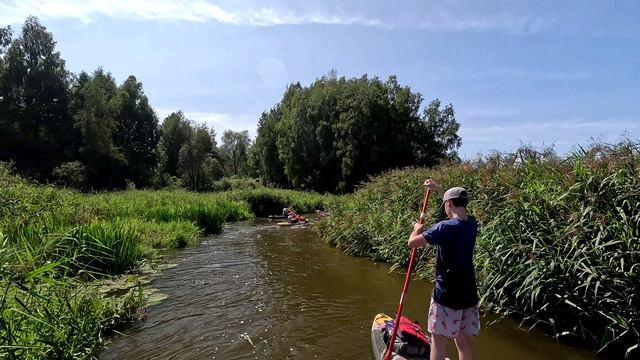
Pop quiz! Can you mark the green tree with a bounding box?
[157,111,193,178]
[0,26,12,161]
[72,68,125,188]
[220,130,251,176]
[178,124,215,191]
[51,160,86,188]
[252,71,461,193]
[0,17,74,179]
[250,83,301,187]
[115,75,159,186]
[416,99,462,165]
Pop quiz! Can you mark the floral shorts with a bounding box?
[427,298,480,338]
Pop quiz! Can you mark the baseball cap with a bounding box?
[442,187,468,205]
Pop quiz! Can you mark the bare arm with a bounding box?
[407,179,443,248]
[408,223,427,248]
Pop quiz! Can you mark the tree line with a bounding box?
[0,17,250,191]
[1,17,462,194]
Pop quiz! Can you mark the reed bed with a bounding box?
[316,142,640,358]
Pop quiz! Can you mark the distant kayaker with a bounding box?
[286,207,305,224]
[315,205,328,219]
[407,179,480,360]
[288,212,299,224]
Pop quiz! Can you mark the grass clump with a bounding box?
[0,275,144,359]
[4,220,143,277]
[129,219,202,251]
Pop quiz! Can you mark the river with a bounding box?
[101,220,598,359]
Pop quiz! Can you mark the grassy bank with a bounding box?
[0,164,326,359]
[315,142,640,358]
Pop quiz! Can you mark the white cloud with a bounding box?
[242,7,386,27]
[420,11,555,35]
[475,67,592,80]
[458,117,640,157]
[0,0,579,37]
[156,108,257,142]
[0,0,387,27]
[457,107,519,119]
[460,118,639,146]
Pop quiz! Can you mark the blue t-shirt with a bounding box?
[421,216,479,310]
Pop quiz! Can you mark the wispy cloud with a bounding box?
[0,0,387,27]
[460,118,639,145]
[458,117,640,157]
[475,67,592,80]
[457,107,519,119]
[420,11,555,35]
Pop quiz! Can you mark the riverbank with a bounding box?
[0,163,326,359]
[315,142,640,358]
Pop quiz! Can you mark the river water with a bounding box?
[101,220,598,359]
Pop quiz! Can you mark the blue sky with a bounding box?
[1,0,639,158]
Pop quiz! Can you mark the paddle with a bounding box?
[287,206,297,216]
[383,187,432,360]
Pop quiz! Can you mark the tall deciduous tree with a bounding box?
[115,75,159,186]
[250,83,301,187]
[158,111,192,178]
[0,17,74,179]
[252,72,462,193]
[419,99,462,164]
[72,68,124,188]
[178,124,215,191]
[220,130,251,176]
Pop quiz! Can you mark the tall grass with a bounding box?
[0,272,144,359]
[316,142,640,358]
[0,214,146,358]
[4,220,143,278]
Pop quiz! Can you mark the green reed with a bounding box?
[316,142,640,358]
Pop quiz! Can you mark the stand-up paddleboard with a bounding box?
[371,314,427,360]
[276,221,309,226]
[372,313,449,360]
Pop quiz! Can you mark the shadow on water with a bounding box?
[101,220,599,359]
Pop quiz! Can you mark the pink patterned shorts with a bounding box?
[427,298,480,338]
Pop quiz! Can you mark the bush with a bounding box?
[52,161,87,188]
[212,176,262,192]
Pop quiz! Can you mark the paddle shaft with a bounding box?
[383,188,431,360]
